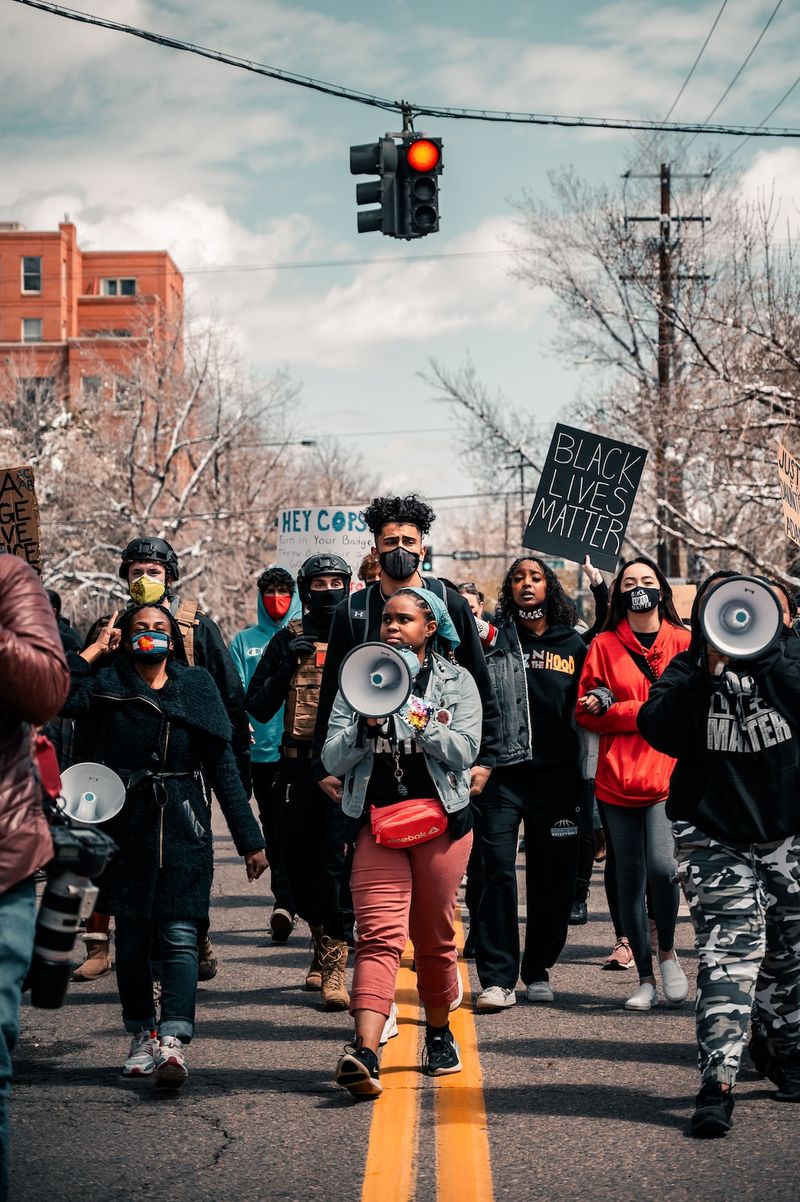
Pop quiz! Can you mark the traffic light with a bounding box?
[350,138,399,235]
[422,544,434,573]
[399,136,443,238]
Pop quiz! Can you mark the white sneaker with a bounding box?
[624,982,659,1011]
[449,973,464,1012]
[659,956,689,1004]
[154,1035,189,1088]
[475,986,516,1011]
[122,1030,158,1076]
[525,980,554,1003]
[379,1003,398,1046]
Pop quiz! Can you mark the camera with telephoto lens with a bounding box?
[28,819,116,1009]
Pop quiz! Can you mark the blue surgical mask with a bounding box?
[130,630,171,661]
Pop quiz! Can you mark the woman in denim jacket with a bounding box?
[322,588,481,1098]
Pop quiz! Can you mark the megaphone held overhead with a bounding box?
[59,763,126,827]
[338,641,418,718]
[699,575,783,660]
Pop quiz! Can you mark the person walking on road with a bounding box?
[639,573,800,1136]
[323,588,481,1098]
[62,604,266,1089]
[576,557,690,1012]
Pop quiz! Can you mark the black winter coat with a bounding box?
[62,653,264,919]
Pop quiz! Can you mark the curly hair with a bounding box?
[361,494,436,538]
[257,566,295,594]
[494,557,577,628]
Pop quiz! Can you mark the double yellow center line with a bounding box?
[360,911,494,1202]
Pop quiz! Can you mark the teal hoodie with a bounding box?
[229,589,302,763]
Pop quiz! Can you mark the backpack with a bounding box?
[346,577,448,643]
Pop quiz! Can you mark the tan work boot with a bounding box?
[305,926,324,991]
[72,932,112,981]
[320,936,350,1011]
[198,935,218,981]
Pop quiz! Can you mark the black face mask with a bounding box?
[307,587,346,617]
[623,586,661,614]
[379,548,420,581]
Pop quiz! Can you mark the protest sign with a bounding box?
[671,584,697,625]
[277,506,372,583]
[523,424,648,572]
[777,441,800,548]
[0,465,41,572]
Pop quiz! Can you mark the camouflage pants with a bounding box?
[673,821,800,1086]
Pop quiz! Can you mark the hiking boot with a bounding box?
[771,1058,800,1102]
[154,1036,188,1089]
[122,1030,158,1077]
[475,986,516,1012]
[270,908,295,944]
[197,936,218,982]
[690,1081,734,1137]
[320,936,350,1011]
[72,932,112,982]
[602,937,634,971]
[423,1025,461,1076]
[305,926,324,991]
[569,898,588,926]
[335,1043,382,1098]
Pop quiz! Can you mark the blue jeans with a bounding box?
[114,917,198,1043]
[0,877,36,1202]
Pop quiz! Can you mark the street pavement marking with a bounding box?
[434,909,495,1202]
[360,942,421,1202]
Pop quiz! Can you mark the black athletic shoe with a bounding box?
[690,1081,734,1138]
[423,1025,462,1077]
[771,1059,800,1102]
[335,1045,382,1099]
[748,1025,771,1077]
[568,899,588,926]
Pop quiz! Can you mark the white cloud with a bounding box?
[739,146,800,235]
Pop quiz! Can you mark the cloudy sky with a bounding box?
[3,0,800,543]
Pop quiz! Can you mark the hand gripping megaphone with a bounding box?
[338,642,419,718]
[59,763,126,827]
[699,575,783,661]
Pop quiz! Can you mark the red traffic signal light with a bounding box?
[406,139,441,174]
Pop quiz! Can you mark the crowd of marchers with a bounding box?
[2,489,800,1198]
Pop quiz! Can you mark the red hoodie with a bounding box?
[576,617,690,807]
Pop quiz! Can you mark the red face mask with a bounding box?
[262,593,292,621]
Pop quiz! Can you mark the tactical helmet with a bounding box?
[119,536,180,581]
[296,553,352,604]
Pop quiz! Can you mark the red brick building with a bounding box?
[0,220,183,408]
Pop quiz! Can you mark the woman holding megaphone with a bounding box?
[322,588,481,1098]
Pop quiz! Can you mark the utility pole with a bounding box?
[623,163,710,578]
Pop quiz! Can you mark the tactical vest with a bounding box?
[172,597,200,666]
[284,619,327,742]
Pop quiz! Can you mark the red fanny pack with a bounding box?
[370,798,448,849]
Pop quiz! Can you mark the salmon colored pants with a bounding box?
[349,823,473,1018]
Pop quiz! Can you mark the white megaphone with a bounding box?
[59,763,127,827]
[338,642,419,719]
[700,575,783,661]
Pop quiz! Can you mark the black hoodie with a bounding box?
[637,573,800,845]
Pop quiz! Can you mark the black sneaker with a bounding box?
[748,1022,771,1077]
[690,1081,734,1138]
[771,1059,800,1102]
[335,1044,382,1099]
[568,899,588,926]
[423,1025,462,1077]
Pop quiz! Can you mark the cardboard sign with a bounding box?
[777,441,800,548]
[0,465,41,572]
[277,506,373,582]
[523,424,648,572]
[671,584,697,625]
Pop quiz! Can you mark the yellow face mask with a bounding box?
[128,574,167,605]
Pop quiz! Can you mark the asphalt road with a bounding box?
[8,815,799,1202]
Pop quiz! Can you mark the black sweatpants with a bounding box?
[251,760,295,915]
[277,758,353,942]
[475,763,583,989]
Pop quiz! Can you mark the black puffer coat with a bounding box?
[62,653,263,919]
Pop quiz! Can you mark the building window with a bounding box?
[21,318,43,342]
[101,278,137,297]
[16,377,55,407]
[82,376,102,400]
[21,256,42,293]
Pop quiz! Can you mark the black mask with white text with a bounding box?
[379,548,420,581]
[518,605,545,622]
[623,586,661,614]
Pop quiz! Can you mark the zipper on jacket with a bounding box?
[158,720,171,869]
[513,624,534,759]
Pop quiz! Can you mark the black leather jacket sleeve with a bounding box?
[193,614,252,793]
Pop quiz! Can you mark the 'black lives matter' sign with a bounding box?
[523,425,647,572]
[0,465,41,572]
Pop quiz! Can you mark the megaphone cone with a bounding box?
[59,763,126,827]
[338,642,416,718]
[700,575,783,660]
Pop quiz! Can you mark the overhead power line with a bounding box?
[11,0,800,140]
[715,70,800,172]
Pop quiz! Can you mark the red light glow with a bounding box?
[406,140,440,173]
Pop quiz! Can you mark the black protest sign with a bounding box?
[0,465,41,572]
[523,425,647,572]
